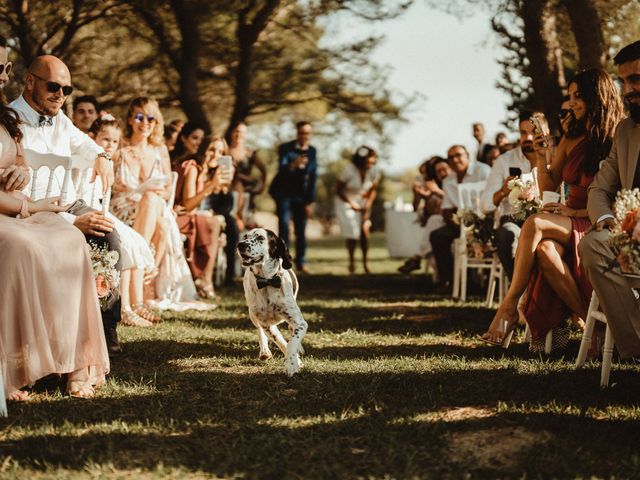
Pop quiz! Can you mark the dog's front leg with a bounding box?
[249,310,272,360]
[282,308,308,377]
[267,324,288,355]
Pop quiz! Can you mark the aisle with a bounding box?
[2,234,640,479]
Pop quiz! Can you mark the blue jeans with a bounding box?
[276,197,307,267]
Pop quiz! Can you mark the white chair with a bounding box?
[486,253,507,307]
[575,274,640,387]
[452,181,499,301]
[72,167,111,214]
[167,171,179,210]
[23,150,73,203]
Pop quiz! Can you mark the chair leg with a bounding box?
[600,324,615,388]
[0,367,6,417]
[544,330,553,355]
[576,292,599,368]
[452,251,460,299]
[461,256,468,302]
[524,323,531,343]
[486,270,496,308]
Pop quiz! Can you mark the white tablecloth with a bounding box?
[385,209,426,258]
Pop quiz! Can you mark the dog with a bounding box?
[237,228,308,376]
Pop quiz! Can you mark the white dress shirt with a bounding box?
[480,147,536,218]
[441,160,491,209]
[11,95,104,222]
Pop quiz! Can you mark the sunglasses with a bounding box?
[558,109,572,119]
[133,112,156,123]
[29,71,73,96]
[0,62,12,76]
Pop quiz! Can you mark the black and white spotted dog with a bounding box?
[237,228,308,376]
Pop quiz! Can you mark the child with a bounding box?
[89,114,159,327]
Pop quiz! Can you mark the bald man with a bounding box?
[10,55,122,355]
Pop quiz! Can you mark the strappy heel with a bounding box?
[121,306,153,327]
[134,303,162,323]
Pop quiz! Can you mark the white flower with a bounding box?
[357,146,369,157]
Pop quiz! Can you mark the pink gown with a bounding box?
[0,126,109,395]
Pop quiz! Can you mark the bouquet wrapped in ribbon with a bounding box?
[453,209,496,259]
[609,188,640,274]
[88,241,120,310]
[507,176,541,222]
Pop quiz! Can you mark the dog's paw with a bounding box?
[259,351,273,361]
[284,354,302,376]
[298,344,305,356]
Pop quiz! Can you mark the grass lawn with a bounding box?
[2,233,640,479]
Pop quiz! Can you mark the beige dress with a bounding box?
[0,126,109,395]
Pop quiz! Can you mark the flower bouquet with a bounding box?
[508,177,541,222]
[453,209,496,259]
[88,241,120,310]
[609,188,640,274]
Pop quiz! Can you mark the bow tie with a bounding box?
[255,274,282,289]
[38,115,53,127]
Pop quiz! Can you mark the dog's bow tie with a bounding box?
[256,274,282,289]
[38,115,53,127]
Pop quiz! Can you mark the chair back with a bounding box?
[456,181,486,213]
[167,171,179,210]
[72,167,111,214]
[23,150,73,204]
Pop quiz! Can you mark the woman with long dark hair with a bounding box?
[0,36,109,400]
[480,69,624,350]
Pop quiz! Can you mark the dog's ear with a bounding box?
[267,229,292,269]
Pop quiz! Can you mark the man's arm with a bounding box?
[480,158,505,214]
[587,122,622,225]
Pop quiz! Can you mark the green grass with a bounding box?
[2,233,640,479]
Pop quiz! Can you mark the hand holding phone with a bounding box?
[508,167,522,177]
[217,155,234,186]
[530,113,550,148]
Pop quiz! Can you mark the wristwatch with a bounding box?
[97,152,112,162]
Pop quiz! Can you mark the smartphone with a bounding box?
[218,155,233,183]
[509,167,522,177]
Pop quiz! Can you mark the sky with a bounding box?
[357,2,513,174]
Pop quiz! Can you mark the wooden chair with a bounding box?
[452,181,498,301]
[575,274,640,387]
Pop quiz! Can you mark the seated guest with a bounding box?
[170,121,205,164]
[164,124,180,153]
[480,112,539,280]
[111,96,199,304]
[558,95,572,136]
[72,95,99,134]
[10,54,122,354]
[430,145,491,287]
[172,148,222,299]
[482,145,501,167]
[481,69,624,349]
[335,146,381,274]
[579,41,640,359]
[0,38,109,400]
[199,136,240,284]
[89,115,157,326]
[228,122,267,215]
[398,156,451,274]
[495,132,508,149]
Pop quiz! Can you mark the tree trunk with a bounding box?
[171,0,211,132]
[520,0,566,132]
[562,0,607,69]
[225,26,254,142]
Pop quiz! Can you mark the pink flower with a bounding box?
[632,221,640,242]
[617,252,632,273]
[521,185,537,202]
[95,274,111,298]
[621,209,640,235]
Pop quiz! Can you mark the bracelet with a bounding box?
[19,199,31,218]
[97,152,112,162]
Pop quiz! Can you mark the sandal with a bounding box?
[66,380,95,399]
[121,306,153,327]
[134,303,162,323]
[479,305,519,348]
[194,278,216,300]
[7,390,30,402]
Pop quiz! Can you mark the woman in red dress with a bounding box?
[481,69,624,348]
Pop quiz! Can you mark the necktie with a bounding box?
[255,275,282,289]
[38,115,53,127]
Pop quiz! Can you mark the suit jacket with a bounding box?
[269,140,318,204]
[587,118,640,224]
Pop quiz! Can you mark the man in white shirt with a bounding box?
[430,145,491,287]
[480,112,540,279]
[11,55,121,354]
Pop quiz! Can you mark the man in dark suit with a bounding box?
[269,121,317,273]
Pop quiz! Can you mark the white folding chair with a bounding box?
[452,181,500,301]
[575,274,640,387]
[73,167,111,214]
[23,150,73,204]
[167,171,179,210]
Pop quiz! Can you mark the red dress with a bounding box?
[173,160,214,279]
[524,139,593,339]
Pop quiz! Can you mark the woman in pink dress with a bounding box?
[480,69,624,349]
[0,40,109,400]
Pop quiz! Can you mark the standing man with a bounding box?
[579,40,640,358]
[72,94,99,133]
[480,112,544,279]
[430,145,491,288]
[269,121,317,273]
[10,55,121,355]
[472,122,487,163]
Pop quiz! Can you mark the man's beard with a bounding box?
[521,141,535,154]
[32,89,61,116]
[624,93,640,123]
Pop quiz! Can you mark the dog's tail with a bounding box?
[290,270,299,299]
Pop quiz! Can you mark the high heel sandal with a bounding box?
[134,303,162,323]
[479,308,519,348]
[194,278,216,300]
[66,381,95,399]
[121,306,153,327]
